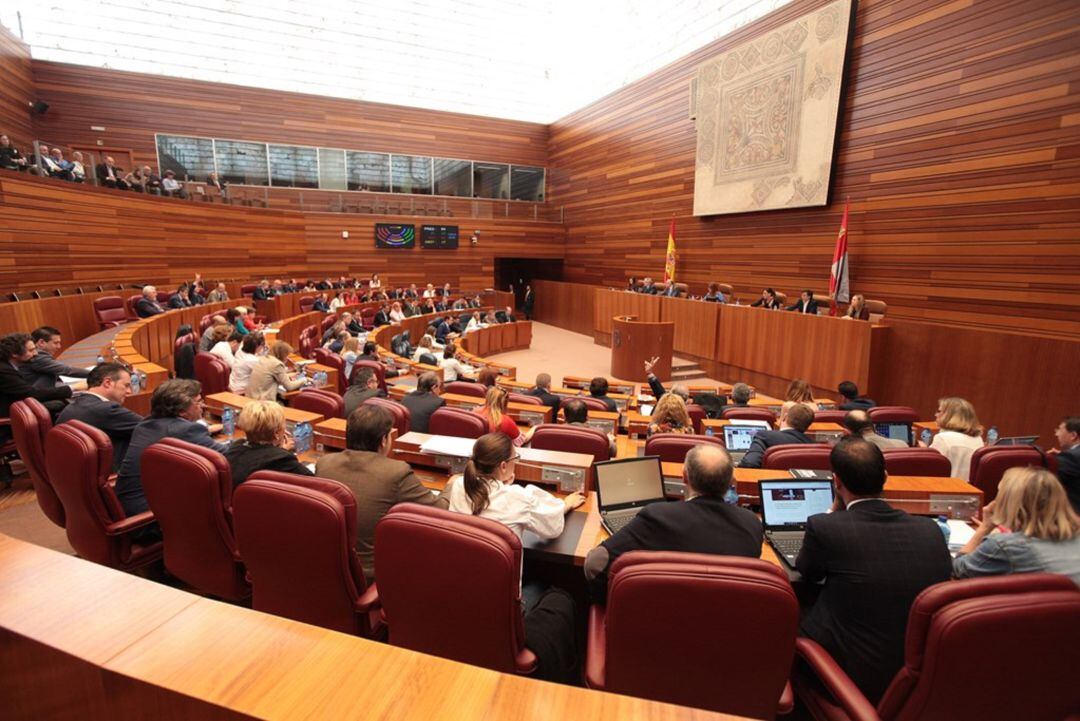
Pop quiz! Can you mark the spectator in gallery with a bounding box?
[0,134,29,171]
[124,166,146,192]
[142,166,164,194]
[206,171,228,193]
[96,155,128,188]
[751,288,781,309]
[41,147,70,180]
[70,151,87,183]
[161,169,186,197]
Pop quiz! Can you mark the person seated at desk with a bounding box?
[843,410,906,450]
[20,326,90,389]
[475,386,535,447]
[341,337,361,381]
[843,293,870,320]
[562,398,617,457]
[659,281,680,297]
[787,289,819,314]
[368,273,382,291]
[389,302,406,323]
[206,283,229,304]
[0,332,75,421]
[359,341,399,379]
[439,346,474,383]
[401,372,444,433]
[739,401,815,468]
[525,373,561,413]
[589,377,618,412]
[252,280,273,302]
[463,312,487,333]
[469,294,483,309]
[343,367,386,419]
[229,333,265,395]
[372,304,391,327]
[246,341,307,402]
[477,369,499,388]
[495,306,516,323]
[403,284,419,300]
[637,277,658,294]
[928,396,985,479]
[168,284,193,309]
[410,335,439,364]
[135,285,166,318]
[209,329,243,370]
[796,437,951,704]
[56,363,142,472]
[837,380,875,410]
[444,432,583,683]
[116,379,228,517]
[702,282,726,303]
[200,316,227,352]
[1049,416,1080,513]
[309,293,330,313]
[730,382,753,407]
[786,378,816,409]
[342,312,364,337]
[433,316,453,345]
[585,444,761,601]
[647,393,693,437]
[224,400,313,487]
[642,356,691,403]
[321,321,347,348]
[953,467,1080,586]
[316,404,447,581]
[237,306,264,335]
[750,287,781,309]
[423,283,437,299]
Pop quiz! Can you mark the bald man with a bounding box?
[842,410,907,450]
[584,444,762,602]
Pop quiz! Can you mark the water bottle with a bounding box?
[987,426,999,445]
[222,407,236,437]
[724,483,739,506]
[317,371,327,387]
[96,354,105,365]
[704,426,714,437]
[139,371,148,391]
[295,422,311,454]
[936,515,951,544]
[920,428,932,445]
[130,371,141,394]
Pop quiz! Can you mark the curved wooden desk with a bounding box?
[611,314,674,381]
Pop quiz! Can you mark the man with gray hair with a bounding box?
[400,371,445,433]
[584,444,763,601]
[525,372,561,412]
[135,285,165,318]
[731,382,753,406]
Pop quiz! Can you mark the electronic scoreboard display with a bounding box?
[421,224,459,249]
[375,223,415,248]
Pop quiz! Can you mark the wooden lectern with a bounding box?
[611,315,675,381]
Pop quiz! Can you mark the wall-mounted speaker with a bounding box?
[29,100,49,115]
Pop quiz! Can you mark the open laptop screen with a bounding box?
[722,424,763,451]
[759,479,834,529]
[874,422,912,446]
[594,456,666,511]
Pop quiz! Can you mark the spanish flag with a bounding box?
[664,218,677,284]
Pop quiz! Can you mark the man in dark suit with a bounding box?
[787,289,820,314]
[0,333,75,420]
[316,404,448,580]
[344,313,365,337]
[525,373,561,413]
[837,380,876,410]
[21,326,90,389]
[589,377,618,412]
[661,281,680,297]
[1051,416,1080,513]
[251,280,271,301]
[797,437,951,703]
[739,402,815,468]
[433,317,452,345]
[638,277,658,294]
[400,372,445,433]
[135,286,166,318]
[57,363,143,471]
[343,368,387,419]
[585,444,762,601]
[372,304,391,327]
[168,284,193,309]
[95,156,129,189]
[730,383,753,407]
[523,285,534,319]
[358,341,399,379]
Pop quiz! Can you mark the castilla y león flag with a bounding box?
[664,219,677,284]
[829,201,850,316]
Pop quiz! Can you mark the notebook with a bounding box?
[759,479,835,567]
[594,456,667,535]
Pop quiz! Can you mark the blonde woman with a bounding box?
[953,467,1080,586]
[246,341,307,401]
[844,294,869,320]
[647,393,694,436]
[342,336,361,380]
[223,400,314,486]
[411,335,435,363]
[786,378,815,405]
[930,397,985,479]
[474,386,534,447]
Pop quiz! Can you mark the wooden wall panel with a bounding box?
[547,0,1080,339]
[0,23,33,149]
[659,296,720,363]
[531,280,596,337]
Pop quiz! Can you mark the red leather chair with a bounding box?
[882,448,952,477]
[562,395,611,413]
[10,398,64,527]
[124,294,142,321]
[291,389,345,420]
[155,290,171,305]
[93,295,127,329]
[587,552,797,719]
[299,333,317,360]
[363,397,411,437]
[507,393,543,406]
[374,504,536,674]
[686,403,707,434]
[644,433,723,463]
[445,380,487,398]
[428,407,487,438]
[868,406,918,424]
[793,574,1080,721]
[199,312,218,334]
[531,424,611,462]
[312,349,348,394]
[240,283,257,298]
[194,352,230,395]
[968,445,1046,502]
[298,295,316,313]
[351,359,387,393]
[45,420,162,571]
[762,444,833,471]
[815,410,848,424]
[360,306,376,329]
[723,406,777,424]
[141,439,249,601]
[174,332,195,351]
[234,471,381,636]
[320,314,338,334]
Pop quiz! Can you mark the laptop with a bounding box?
[759,479,835,567]
[874,422,913,446]
[992,435,1039,446]
[594,456,667,535]
[721,424,766,463]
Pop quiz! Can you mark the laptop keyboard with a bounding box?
[770,536,803,558]
[604,513,636,534]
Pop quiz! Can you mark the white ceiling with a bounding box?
[2,0,792,123]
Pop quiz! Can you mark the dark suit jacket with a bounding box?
[1057,445,1080,514]
[738,428,813,468]
[751,297,781,309]
[0,361,73,418]
[525,387,561,413]
[796,499,952,703]
[312,300,331,313]
[787,299,820,314]
[373,311,390,327]
[839,397,877,411]
[593,496,763,601]
[592,393,618,412]
[523,290,534,311]
[315,449,448,579]
[223,440,312,487]
[646,374,666,400]
[56,393,143,471]
[135,297,165,318]
[96,162,123,183]
[168,293,191,309]
[343,386,386,419]
[400,391,445,433]
[252,287,269,301]
[20,350,90,389]
[346,319,365,336]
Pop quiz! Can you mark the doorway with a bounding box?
[494,258,564,308]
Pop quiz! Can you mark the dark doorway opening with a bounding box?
[494,258,564,308]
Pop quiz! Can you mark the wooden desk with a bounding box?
[557,408,620,436]
[433,392,553,426]
[204,392,325,426]
[496,377,583,398]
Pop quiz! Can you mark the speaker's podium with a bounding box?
[611,315,675,381]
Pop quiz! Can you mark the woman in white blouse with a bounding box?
[208,326,241,369]
[929,396,985,479]
[229,332,266,394]
[328,292,348,312]
[388,302,406,323]
[438,345,474,382]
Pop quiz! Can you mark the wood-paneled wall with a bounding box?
[531,280,596,337]
[547,0,1080,339]
[0,23,33,148]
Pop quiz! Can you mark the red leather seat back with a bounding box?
[878,575,1080,721]
[428,407,487,438]
[762,444,833,470]
[360,307,376,329]
[507,392,543,406]
[644,433,723,464]
[93,295,127,328]
[445,380,486,398]
[320,314,337,333]
[174,332,195,351]
[291,389,345,420]
[351,359,387,393]
[814,410,848,424]
[10,399,64,527]
[124,294,142,321]
[240,283,257,297]
[199,313,218,334]
[234,471,376,636]
[868,406,918,424]
[882,448,953,477]
[363,397,411,437]
[562,395,611,413]
[375,504,536,674]
[194,352,230,395]
[141,439,249,601]
[968,445,1045,502]
[155,291,171,305]
[686,403,706,434]
[531,424,611,461]
[590,552,798,718]
[314,351,347,394]
[722,406,777,424]
[298,295,316,313]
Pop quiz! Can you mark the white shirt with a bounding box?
[445,477,565,542]
[389,309,406,323]
[423,289,436,298]
[931,430,985,479]
[229,349,260,394]
[162,177,180,191]
[209,341,236,369]
[329,297,346,311]
[439,357,474,382]
[465,317,486,333]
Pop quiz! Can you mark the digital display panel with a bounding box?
[375,223,415,248]
[421,224,459,249]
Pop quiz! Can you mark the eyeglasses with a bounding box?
[508,454,520,463]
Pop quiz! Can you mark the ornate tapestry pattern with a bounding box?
[693,0,852,216]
